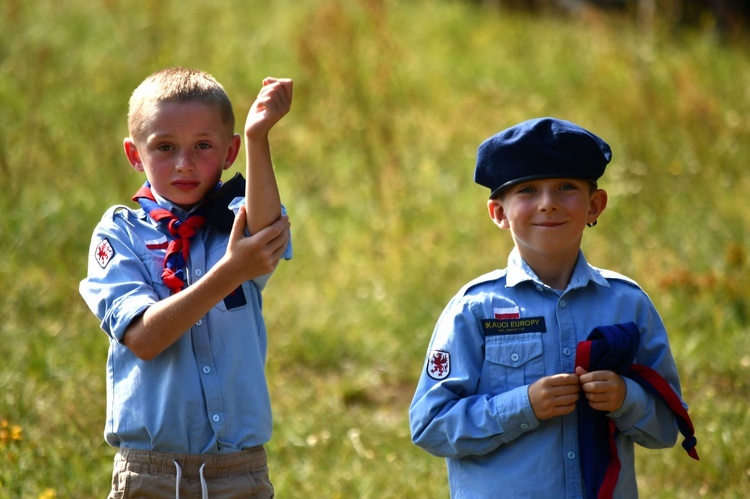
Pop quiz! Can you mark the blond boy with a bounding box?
[80,67,292,498]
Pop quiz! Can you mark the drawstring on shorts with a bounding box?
[174,461,181,499]
[114,446,267,499]
[200,463,208,499]
[174,460,208,499]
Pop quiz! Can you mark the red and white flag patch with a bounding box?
[95,238,115,268]
[145,236,169,250]
[427,350,451,380]
[494,306,520,320]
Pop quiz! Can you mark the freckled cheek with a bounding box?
[192,149,223,163]
[150,160,177,173]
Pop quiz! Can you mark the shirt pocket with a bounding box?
[142,252,172,299]
[484,334,545,393]
[214,282,250,312]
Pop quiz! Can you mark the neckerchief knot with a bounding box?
[132,182,207,294]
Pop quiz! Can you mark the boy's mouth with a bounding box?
[173,180,200,191]
[535,221,565,227]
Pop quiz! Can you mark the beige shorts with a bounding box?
[108,446,273,499]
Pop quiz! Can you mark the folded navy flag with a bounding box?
[575,322,698,499]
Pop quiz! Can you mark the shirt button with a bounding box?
[567,451,576,460]
[212,414,220,423]
[196,319,203,326]
[195,268,203,277]
[520,423,528,430]
[202,366,211,374]
[563,348,572,356]
[510,353,520,362]
[559,300,567,308]
[536,285,544,292]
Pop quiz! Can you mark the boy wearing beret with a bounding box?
[409,118,696,498]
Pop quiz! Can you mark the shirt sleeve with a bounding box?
[79,208,160,342]
[228,197,292,292]
[608,291,682,449]
[409,295,539,459]
[228,197,292,260]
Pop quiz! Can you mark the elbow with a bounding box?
[122,324,160,361]
[410,416,457,459]
[123,337,159,361]
[131,348,158,362]
[412,431,463,459]
[411,428,441,457]
[410,413,437,454]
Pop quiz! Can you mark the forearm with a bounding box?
[611,378,680,448]
[245,134,282,235]
[123,259,242,361]
[410,384,537,458]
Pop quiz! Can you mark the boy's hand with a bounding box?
[244,77,293,139]
[528,373,581,420]
[223,205,290,281]
[575,366,626,413]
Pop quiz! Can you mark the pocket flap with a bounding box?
[486,338,543,368]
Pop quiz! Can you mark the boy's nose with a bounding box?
[175,150,194,170]
[538,189,558,211]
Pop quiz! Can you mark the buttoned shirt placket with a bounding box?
[185,236,226,440]
[556,286,584,497]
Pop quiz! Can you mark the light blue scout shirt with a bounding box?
[79,194,291,454]
[409,248,684,499]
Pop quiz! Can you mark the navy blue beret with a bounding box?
[474,117,612,198]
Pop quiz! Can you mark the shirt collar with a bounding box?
[150,190,198,220]
[505,247,610,291]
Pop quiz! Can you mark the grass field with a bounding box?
[1,0,749,497]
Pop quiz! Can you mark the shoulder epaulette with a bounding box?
[459,269,507,297]
[104,204,139,221]
[594,267,642,289]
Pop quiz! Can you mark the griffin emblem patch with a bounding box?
[95,238,114,269]
[427,350,451,380]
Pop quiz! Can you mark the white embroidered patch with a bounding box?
[427,350,451,380]
[95,238,114,269]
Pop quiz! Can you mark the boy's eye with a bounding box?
[196,142,212,150]
[157,144,174,152]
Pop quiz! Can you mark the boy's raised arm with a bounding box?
[122,212,290,361]
[244,77,293,235]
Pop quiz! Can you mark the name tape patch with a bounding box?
[482,317,547,335]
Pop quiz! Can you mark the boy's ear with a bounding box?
[223,134,242,170]
[587,189,608,226]
[123,138,144,172]
[488,199,511,230]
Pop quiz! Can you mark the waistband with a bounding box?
[115,446,267,478]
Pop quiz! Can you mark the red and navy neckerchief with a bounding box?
[132,182,206,294]
[575,322,698,499]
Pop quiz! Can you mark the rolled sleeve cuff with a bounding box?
[228,198,292,260]
[104,294,155,343]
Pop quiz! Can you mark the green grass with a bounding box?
[1,0,749,497]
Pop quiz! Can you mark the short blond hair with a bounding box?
[127,67,235,142]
